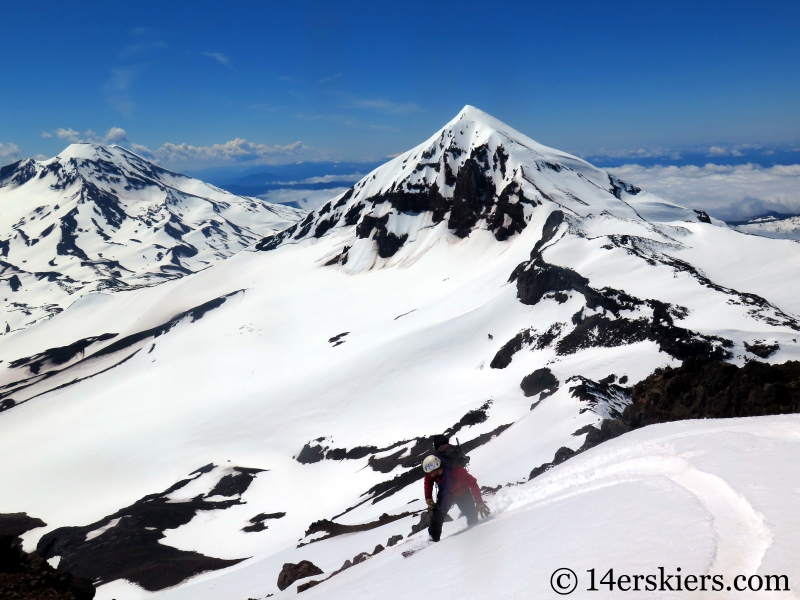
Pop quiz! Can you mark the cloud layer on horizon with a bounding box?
[610,163,800,221]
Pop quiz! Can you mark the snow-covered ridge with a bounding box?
[729,212,800,240]
[255,105,704,272]
[0,144,304,332]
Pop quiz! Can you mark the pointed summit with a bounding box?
[256,107,696,269]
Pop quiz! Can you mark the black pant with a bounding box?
[428,492,478,542]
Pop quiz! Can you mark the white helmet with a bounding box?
[422,455,442,473]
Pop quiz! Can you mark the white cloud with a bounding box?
[129,143,155,159]
[587,147,683,160]
[0,142,21,160]
[55,128,81,142]
[201,51,231,67]
[155,138,308,163]
[34,154,48,161]
[44,127,130,145]
[609,163,800,221]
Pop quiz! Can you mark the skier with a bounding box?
[422,453,491,542]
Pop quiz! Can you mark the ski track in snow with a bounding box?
[493,442,772,582]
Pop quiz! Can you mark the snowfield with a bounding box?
[1,106,799,599]
[154,415,800,600]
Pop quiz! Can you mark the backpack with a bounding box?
[431,435,470,469]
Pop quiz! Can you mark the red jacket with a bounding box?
[424,465,483,505]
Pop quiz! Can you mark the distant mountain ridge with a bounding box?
[728,211,800,240]
[0,144,304,332]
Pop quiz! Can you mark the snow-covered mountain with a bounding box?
[1,107,799,600]
[729,212,800,240]
[0,144,304,332]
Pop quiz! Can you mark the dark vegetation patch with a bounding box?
[0,533,95,600]
[37,464,263,592]
[277,560,323,591]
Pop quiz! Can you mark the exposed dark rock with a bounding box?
[1,292,242,407]
[301,512,416,546]
[296,444,326,464]
[297,579,321,593]
[386,534,403,547]
[255,223,298,251]
[694,209,712,223]
[626,357,800,427]
[314,215,338,238]
[449,158,495,237]
[520,368,559,397]
[355,214,408,258]
[490,329,536,369]
[9,333,118,374]
[536,358,800,478]
[567,376,631,419]
[0,513,46,540]
[242,522,267,533]
[250,512,286,523]
[277,561,323,591]
[36,465,260,591]
[343,202,365,226]
[0,535,95,600]
[745,341,779,358]
[0,159,37,188]
[208,467,266,497]
[487,182,530,241]
[608,175,641,199]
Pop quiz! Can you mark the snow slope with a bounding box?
[159,415,800,600]
[0,144,304,332]
[0,107,799,599]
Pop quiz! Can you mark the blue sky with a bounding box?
[1,0,799,170]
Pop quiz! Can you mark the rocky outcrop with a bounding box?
[0,537,96,600]
[532,358,800,479]
[277,560,323,591]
